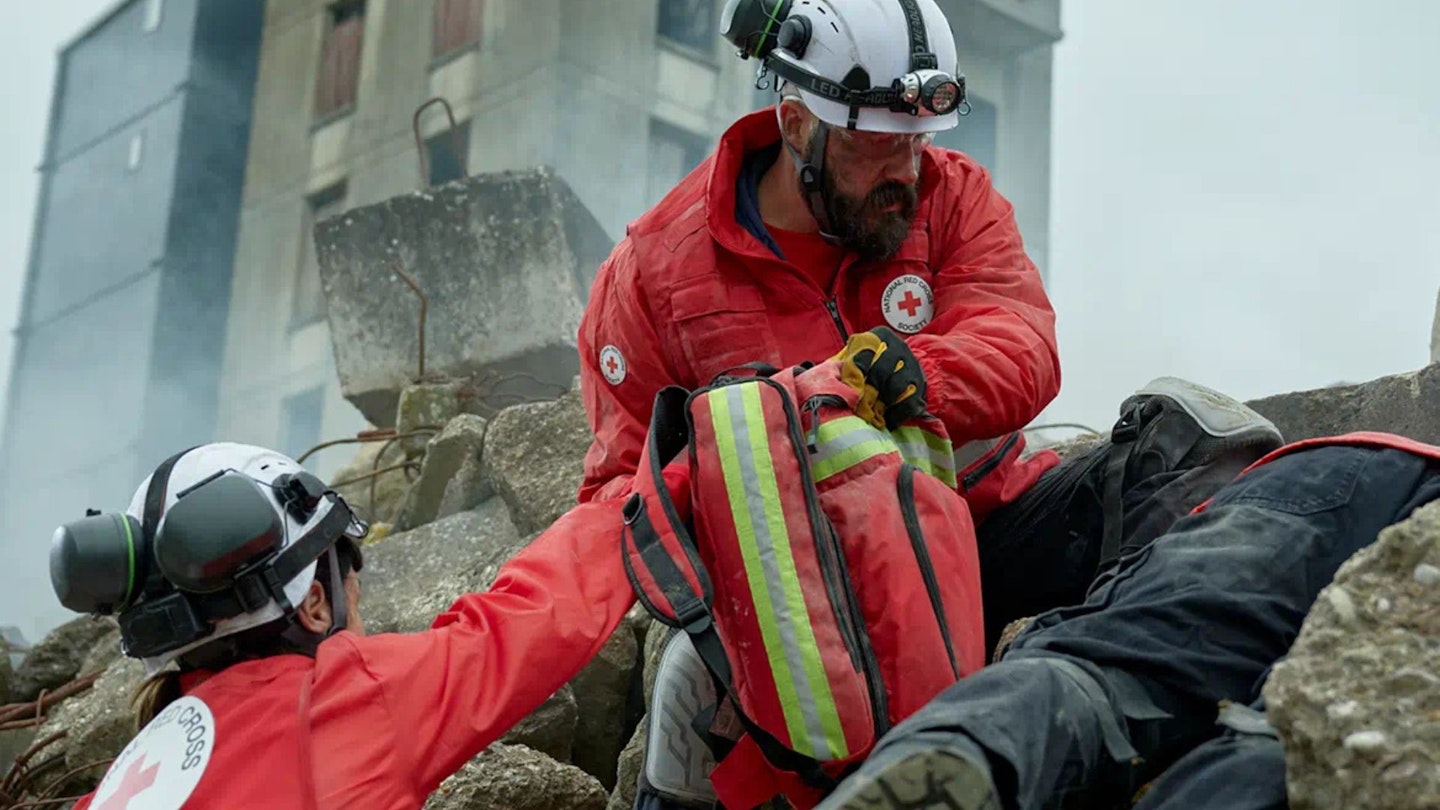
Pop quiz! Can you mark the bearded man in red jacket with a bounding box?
[576,1,1280,807]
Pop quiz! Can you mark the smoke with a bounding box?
[0,0,269,641]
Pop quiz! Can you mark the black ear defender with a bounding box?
[50,510,148,615]
[721,0,793,59]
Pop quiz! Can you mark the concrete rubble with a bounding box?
[1247,363,1440,445]
[15,167,1440,808]
[19,353,1440,807]
[422,743,608,810]
[1266,501,1440,809]
[313,167,613,429]
[10,616,116,704]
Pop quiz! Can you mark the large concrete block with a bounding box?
[315,167,614,427]
[1245,364,1440,445]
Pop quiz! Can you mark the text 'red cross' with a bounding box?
[95,757,161,810]
[605,356,620,375]
[897,290,924,318]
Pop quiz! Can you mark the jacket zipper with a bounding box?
[771,379,889,737]
[897,463,959,678]
[961,431,1022,491]
[825,299,849,341]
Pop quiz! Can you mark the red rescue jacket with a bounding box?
[71,495,666,810]
[577,108,1062,522]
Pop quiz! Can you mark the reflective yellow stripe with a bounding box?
[710,385,847,759]
[892,426,958,488]
[810,416,900,482]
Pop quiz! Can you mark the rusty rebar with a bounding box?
[7,757,114,808]
[389,259,429,381]
[2,734,66,799]
[0,674,99,726]
[330,461,421,492]
[297,429,399,465]
[412,97,465,189]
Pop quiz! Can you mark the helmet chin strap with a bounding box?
[322,548,348,637]
[776,104,842,244]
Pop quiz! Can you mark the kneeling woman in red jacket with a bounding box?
[49,442,684,809]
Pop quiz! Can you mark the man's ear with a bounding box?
[777,97,813,154]
[295,580,331,635]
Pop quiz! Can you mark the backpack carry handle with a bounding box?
[622,387,713,628]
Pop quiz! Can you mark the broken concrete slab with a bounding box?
[360,497,524,636]
[12,617,118,703]
[395,415,492,532]
[569,625,639,788]
[396,382,466,456]
[423,743,608,810]
[1246,364,1440,445]
[314,167,613,428]
[483,389,592,536]
[1266,501,1440,809]
[502,684,578,764]
[35,656,145,797]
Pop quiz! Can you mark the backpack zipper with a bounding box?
[897,463,959,679]
[961,431,1022,491]
[772,380,889,737]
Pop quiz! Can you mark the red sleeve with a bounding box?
[342,497,643,795]
[908,158,1060,441]
[576,239,682,503]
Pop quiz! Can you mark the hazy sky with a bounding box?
[0,2,1435,451]
[1043,1,1440,434]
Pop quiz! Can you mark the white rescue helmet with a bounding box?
[121,443,354,674]
[723,0,966,134]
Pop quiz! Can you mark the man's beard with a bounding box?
[810,132,919,261]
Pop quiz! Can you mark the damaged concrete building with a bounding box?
[213,0,1063,480]
[0,0,1062,648]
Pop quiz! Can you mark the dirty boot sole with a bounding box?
[822,749,1001,810]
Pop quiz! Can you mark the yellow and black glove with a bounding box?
[830,326,928,431]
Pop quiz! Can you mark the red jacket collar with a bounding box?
[178,654,312,693]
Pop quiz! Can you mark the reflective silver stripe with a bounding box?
[953,436,1001,473]
[809,416,898,475]
[723,386,834,760]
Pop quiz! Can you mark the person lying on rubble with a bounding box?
[813,432,1440,810]
[47,442,685,809]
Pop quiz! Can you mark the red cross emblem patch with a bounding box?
[881,275,934,334]
[599,345,627,385]
[90,696,214,809]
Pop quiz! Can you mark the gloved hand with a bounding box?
[830,326,928,431]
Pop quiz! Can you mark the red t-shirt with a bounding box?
[770,225,846,294]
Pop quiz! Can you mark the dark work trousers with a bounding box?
[1129,695,1288,810]
[864,445,1440,810]
[975,438,1252,655]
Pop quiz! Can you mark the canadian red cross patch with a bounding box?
[881,274,934,334]
[599,345,627,385]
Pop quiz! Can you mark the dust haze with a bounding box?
[0,1,1436,639]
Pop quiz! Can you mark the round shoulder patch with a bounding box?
[90,695,215,810]
[599,345,627,385]
[881,274,935,335]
